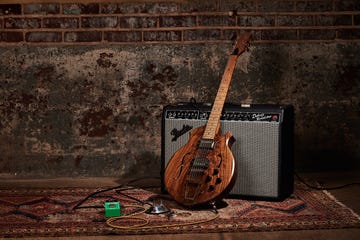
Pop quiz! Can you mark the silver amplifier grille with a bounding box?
[163,119,281,198]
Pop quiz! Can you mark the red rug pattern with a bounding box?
[0,182,359,237]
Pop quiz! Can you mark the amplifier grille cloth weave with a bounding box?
[163,119,280,198]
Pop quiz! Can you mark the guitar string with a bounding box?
[192,147,209,183]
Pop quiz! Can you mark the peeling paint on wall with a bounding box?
[0,43,359,177]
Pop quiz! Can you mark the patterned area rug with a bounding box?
[0,181,359,238]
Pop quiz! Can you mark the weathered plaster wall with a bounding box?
[0,43,359,177]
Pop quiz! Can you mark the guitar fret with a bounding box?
[201,34,250,141]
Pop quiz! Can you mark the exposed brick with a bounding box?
[183,29,221,41]
[81,17,117,28]
[64,31,102,42]
[104,31,142,42]
[258,1,295,12]
[5,18,41,29]
[159,16,196,27]
[247,30,261,41]
[0,0,357,46]
[143,30,181,41]
[317,15,352,26]
[355,15,360,25]
[43,18,79,29]
[24,3,60,14]
[278,15,314,26]
[101,3,145,14]
[238,15,275,27]
[25,32,62,42]
[335,0,360,11]
[181,0,218,13]
[296,1,333,12]
[299,29,336,40]
[0,4,22,15]
[260,29,297,40]
[120,17,158,28]
[198,15,236,26]
[142,2,180,14]
[337,29,360,39]
[63,3,99,14]
[0,31,23,42]
[223,30,250,41]
[220,0,257,13]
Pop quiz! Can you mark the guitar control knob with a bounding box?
[215,178,222,184]
[213,169,219,175]
[208,185,215,192]
[205,176,212,183]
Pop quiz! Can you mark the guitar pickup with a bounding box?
[199,139,216,149]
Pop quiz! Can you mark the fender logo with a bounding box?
[171,125,193,142]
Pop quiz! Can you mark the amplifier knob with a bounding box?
[168,111,175,118]
[201,112,208,119]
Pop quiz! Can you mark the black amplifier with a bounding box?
[161,102,294,201]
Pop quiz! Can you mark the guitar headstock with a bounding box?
[232,32,251,56]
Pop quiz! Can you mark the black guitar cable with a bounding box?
[72,176,160,210]
[294,172,360,191]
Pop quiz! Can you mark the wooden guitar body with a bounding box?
[164,126,237,206]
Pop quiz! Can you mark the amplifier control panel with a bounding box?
[165,110,280,122]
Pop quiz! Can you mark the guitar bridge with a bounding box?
[184,182,200,201]
[199,139,216,149]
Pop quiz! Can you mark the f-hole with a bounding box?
[217,153,222,168]
[174,152,191,179]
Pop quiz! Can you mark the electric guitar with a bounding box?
[164,32,251,207]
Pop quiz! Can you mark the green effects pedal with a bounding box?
[104,202,121,218]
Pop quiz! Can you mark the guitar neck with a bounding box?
[202,54,239,140]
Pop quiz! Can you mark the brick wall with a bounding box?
[1,0,360,45]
